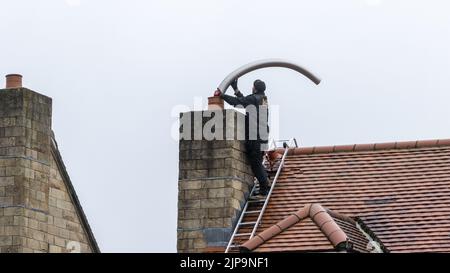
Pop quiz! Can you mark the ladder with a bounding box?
[225,138,298,253]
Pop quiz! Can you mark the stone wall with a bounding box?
[0,88,95,253]
[177,109,254,253]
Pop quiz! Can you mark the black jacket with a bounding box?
[222,91,269,143]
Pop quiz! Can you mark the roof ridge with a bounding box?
[240,203,349,252]
[309,204,348,249]
[282,138,450,155]
[50,136,100,253]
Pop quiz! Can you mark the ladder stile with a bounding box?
[224,138,297,253]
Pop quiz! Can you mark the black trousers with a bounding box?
[245,140,269,191]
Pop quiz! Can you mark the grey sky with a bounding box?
[1,0,449,252]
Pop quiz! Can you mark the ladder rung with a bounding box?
[234,233,251,237]
[239,221,257,226]
[245,210,261,214]
[248,199,266,203]
[250,195,261,198]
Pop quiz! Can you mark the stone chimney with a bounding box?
[0,75,98,253]
[177,95,254,253]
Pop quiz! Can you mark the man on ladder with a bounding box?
[216,79,270,197]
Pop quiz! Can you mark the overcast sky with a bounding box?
[1,0,449,252]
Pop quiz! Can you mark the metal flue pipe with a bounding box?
[217,58,321,94]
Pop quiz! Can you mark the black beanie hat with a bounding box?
[254,79,266,93]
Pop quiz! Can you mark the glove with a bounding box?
[230,78,238,90]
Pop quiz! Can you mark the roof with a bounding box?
[236,138,450,253]
[51,135,100,253]
[241,204,373,253]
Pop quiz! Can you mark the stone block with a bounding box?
[232,189,245,201]
[225,198,242,210]
[0,216,14,226]
[3,207,23,217]
[66,222,81,233]
[47,225,58,236]
[28,218,39,230]
[31,229,45,241]
[53,217,67,229]
[0,235,12,246]
[26,238,40,250]
[177,239,194,250]
[56,199,72,211]
[182,209,208,220]
[202,218,223,228]
[178,219,201,229]
[1,245,19,253]
[13,215,27,226]
[178,180,202,190]
[62,210,76,222]
[178,199,201,209]
[0,137,15,148]
[4,127,25,137]
[208,188,233,198]
[200,198,225,209]
[223,217,234,227]
[49,188,65,199]
[54,236,66,247]
[58,228,70,239]
[180,169,208,179]
[208,208,235,218]
[49,206,63,218]
[200,180,225,189]
[177,230,203,240]
[49,245,62,253]
[12,236,25,246]
[193,238,207,249]
[184,189,208,199]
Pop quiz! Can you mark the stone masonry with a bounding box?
[177,109,254,253]
[0,87,97,253]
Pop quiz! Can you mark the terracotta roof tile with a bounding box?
[235,138,450,253]
[333,144,356,153]
[354,143,375,152]
[239,235,264,252]
[394,140,417,149]
[258,225,283,242]
[437,139,450,146]
[276,214,301,230]
[313,146,335,154]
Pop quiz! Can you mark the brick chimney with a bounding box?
[177,95,254,253]
[0,75,98,253]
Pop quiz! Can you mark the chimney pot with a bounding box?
[208,96,224,110]
[6,74,23,89]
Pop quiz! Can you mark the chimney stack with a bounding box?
[0,78,98,253]
[177,102,254,253]
[5,74,23,88]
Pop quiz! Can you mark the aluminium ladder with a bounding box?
[225,138,298,253]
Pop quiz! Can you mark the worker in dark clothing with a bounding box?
[217,79,270,196]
